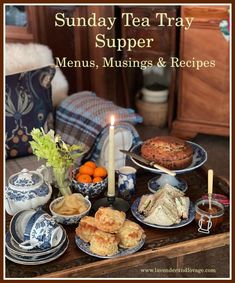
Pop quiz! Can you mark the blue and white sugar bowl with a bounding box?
[5,167,52,215]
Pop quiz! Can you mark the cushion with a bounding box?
[55,91,142,166]
[5,155,46,181]
[5,65,55,158]
[5,43,68,107]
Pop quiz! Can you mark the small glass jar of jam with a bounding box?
[195,198,224,234]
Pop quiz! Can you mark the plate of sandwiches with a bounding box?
[131,184,195,229]
[75,207,146,258]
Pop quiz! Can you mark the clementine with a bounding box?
[75,172,81,181]
[77,174,92,183]
[79,165,94,176]
[93,176,103,183]
[84,161,96,169]
[93,167,107,178]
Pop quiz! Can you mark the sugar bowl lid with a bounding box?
[8,168,43,190]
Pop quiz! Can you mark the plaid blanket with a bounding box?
[55,91,143,162]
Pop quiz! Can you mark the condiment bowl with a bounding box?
[49,194,91,225]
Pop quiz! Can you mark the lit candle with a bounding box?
[107,115,115,197]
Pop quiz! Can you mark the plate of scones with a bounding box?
[75,207,146,258]
[130,136,207,174]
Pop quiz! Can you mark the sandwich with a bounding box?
[145,191,178,217]
[137,183,190,226]
[144,204,181,226]
[175,196,190,219]
[138,194,156,216]
[154,184,185,199]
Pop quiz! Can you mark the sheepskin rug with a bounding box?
[5,43,68,107]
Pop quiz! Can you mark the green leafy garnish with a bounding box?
[30,128,83,169]
[30,128,84,195]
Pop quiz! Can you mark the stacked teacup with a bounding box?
[6,209,69,265]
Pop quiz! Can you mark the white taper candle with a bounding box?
[107,115,115,197]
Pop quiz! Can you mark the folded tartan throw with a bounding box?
[55,91,143,165]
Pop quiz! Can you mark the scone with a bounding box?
[95,207,126,233]
[75,216,97,242]
[117,220,145,249]
[141,136,193,170]
[90,230,119,256]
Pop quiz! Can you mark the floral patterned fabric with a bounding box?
[5,65,55,158]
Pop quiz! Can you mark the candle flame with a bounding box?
[110,115,115,126]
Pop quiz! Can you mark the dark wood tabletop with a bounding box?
[5,166,230,278]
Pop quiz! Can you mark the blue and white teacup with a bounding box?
[117,166,137,200]
[19,210,63,250]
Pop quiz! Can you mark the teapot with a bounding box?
[5,166,52,215]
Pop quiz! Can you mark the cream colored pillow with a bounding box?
[5,43,68,107]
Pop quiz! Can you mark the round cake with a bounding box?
[141,136,193,170]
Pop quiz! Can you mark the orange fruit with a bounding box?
[93,176,103,183]
[75,172,81,181]
[79,165,94,176]
[77,174,92,183]
[93,167,107,178]
[84,161,96,169]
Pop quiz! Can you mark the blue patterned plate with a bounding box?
[6,227,67,257]
[130,141,207,174]
[75,236,145,259]
[131,197,195,229]
[5,236,69,265]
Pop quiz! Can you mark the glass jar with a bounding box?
[195,198,224,234]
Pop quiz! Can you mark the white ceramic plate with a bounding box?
[131,197,195,229]
[75,236,145,259]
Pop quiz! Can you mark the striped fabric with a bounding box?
[6,155,45,180]
[55,91,143,163]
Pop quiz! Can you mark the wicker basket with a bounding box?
[136,95,168,127]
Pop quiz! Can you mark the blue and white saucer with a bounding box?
[6,227,67,257]
[131,197,195,229]
[75,236,145,259]
[148,176,188,194]
[5,236,69,265]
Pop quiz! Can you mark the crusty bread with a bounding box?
[141,136,193,170]
[90,230,119,256]
[117,220,145,249]
[95,207,126,233]
[75,216,97,242]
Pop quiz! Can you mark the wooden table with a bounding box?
[5,166,230,278]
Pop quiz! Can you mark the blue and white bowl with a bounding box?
[49,194,91,225]
[71,173,108,198]
[5,168,52,215]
